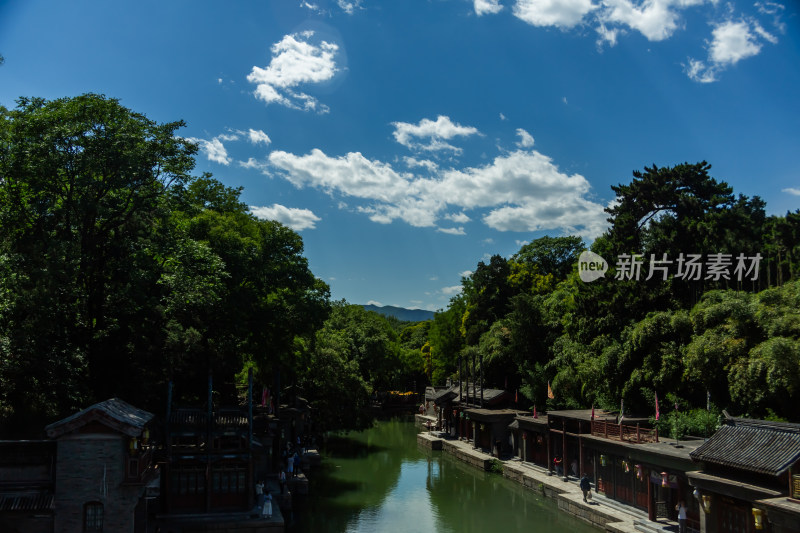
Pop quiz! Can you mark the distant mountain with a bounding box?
[362,304,434,322]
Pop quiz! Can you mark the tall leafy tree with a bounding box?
[0,95,196,428]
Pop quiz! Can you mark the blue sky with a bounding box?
[1,0,798,311]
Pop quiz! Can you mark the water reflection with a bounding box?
[289,417,598,533]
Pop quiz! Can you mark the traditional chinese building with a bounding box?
[509,413,549,467]
[162,377,254,514]
[47,398,157,532]
[688,414,800,533]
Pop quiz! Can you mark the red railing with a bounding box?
[591,420,658,443]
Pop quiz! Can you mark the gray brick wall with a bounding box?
[54,434,144,533]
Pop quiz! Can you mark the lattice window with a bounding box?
[84,501,103,532]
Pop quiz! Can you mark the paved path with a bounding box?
[424,432,678,533]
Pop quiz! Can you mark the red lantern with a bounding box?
[522,431,527,440]
[661,471,668,487]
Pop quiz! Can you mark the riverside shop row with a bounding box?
[419,384,800,533]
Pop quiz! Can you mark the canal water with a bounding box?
[287,416,599,533]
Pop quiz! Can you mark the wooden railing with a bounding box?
[591,420,658,443]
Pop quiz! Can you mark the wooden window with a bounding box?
[84,501,103,532]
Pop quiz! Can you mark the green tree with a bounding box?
[0,94,196,428]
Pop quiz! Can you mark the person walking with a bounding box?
[279,469,286,494]
[287,457,294,478]
[293,452,300,477]
[579,474,591,502]
[676,500,688,533]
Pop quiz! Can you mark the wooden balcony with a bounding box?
[591,420,658,444]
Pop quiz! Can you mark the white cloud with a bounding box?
[598,0,706,43]
[475,0,504,16]
[445,212,472,223]
[245,128,272,145]
[301,2,325,14]
[441,285,463,296]
[782,188,800,196]
[684,58,717,83]
[708,20,764,65]
[437,226,466,235]
[250,204,321,231]
[404,157,439,172]
[239,157,269,171]
[247,31,339,113]
[366,299,383,306]
[515,128,535,148]
[596,23,620,47]
[267,138,609,237]
[269,148,414,204]
[685,19,777,83]
[338,0,362,14]
[513,0,597,29]
[392,116,480,153]
[499,113,508,121]
[185,136,232,165]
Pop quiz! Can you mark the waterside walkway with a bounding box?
[417,430,678,533]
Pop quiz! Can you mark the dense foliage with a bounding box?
[0,95,330,434]
[427,162,800,422]
[1,95,797,436]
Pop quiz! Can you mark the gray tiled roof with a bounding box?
[45,398,153,439]
[690,416,800,476]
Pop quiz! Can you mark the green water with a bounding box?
[287,417,599,533]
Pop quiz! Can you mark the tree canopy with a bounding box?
[0,95,330,434]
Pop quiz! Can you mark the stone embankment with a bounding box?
[415,416,674,533]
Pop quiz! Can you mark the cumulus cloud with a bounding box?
[247,31,339,113]
[475,0,504,16]
[404,157,439,172]
[512,0,597,29]
[515,128,535,148]
[269,149,414,204]
[267,135,609,238]
[441,285,463,296]
[240,157,269,171]
[709,20,766,64]
[250,204,321,231]
[185,136,232,165]
[392,116,480,154]
[685,19,777,83]
[597,0,706,43]
[245,128,272,145]
[437,226,466,235]
[596,23,620,47]
[782,188,800,196]
[445,212,472,223]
